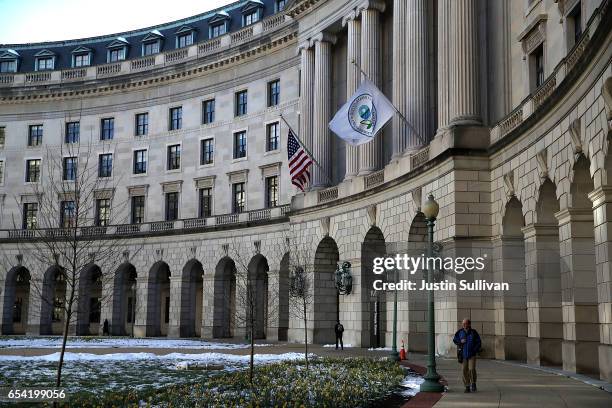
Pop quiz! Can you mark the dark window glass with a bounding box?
[164,296,170,323]
[233,131,247,159]
[571,6,582,43]
[26,159,41,182]
[101,118,114,140]
[199,188,212,218]
[211,23,226,38]
[265,176,278,208]
[131,195,145,224]
[52,296,63,322]
[89,297,101,323]
[127,297,134,323]
[135,113,148,136]
[74,53,90,67]
[266,122,280,151]
[63,157,77,181]
[243,10,259,26]
[201,138,214,165]
[169,107,182,130]
[95,199,111,226]
[534,45,544,88]
[167,145,181,170]
[23,203,38,229]
[0,60,17,73]
[235,90,247,116]
[165,192,179,221]
[143,41,160,56]
[28,125,43,146]
[178,33,193,48]
[65,122,80,143]
[12,297,22,323]
[109,48,125,62]
[202,99,215,124]
[37,57,53,71]
[268,79,280,106]
[133,149,147,174]
[60,200,75,228]
[232,182,246,213]
[276,0,286,11]
[98,153,113,178]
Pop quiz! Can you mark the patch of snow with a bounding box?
[400,375,425,397]
[322,344,352,348]
[367,347,392,351]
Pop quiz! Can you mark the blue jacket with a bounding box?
[453,328,481,360]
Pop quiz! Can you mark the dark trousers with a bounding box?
[336,335,343,350]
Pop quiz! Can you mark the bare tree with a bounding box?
[5,122,141,388]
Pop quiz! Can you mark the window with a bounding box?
[243,10,259,26]
[12,298,22,323]
[133,149,147,174]
[199,188,212,218]
[169,106,182,130]
[177,33,193,48]
[53,296,63,322]
[26,159,41,182]
[235,90,248,116]
[569,4,582,45]
[164,296,170,323]
[210,23,226,38]
[0,60,17,73]
[63,157,77,181]
[95,199,111,226]
[127,297,134,323]
[233,131,247,159]
[109,48,125,62]
[98,153,113,178]
[232,182,246,213]
[201,138,214,165]
[0,160,4,185]
[268,79,280,106]
[135,113,148,136]
[202,99,215,124]
[131,195,145,224]
[101,118,114,140]
[266,122,280,151]
[143,41,160,56]
[167,144,181,170]
[74,53,90,67]
[165,192,179,221]
[37,57,53,71]
[534,45,544,88]
[276,0,287,12]
[89,297,101,323]
[265,176,278,208]
[23,203,38,229]
[60,201,75,228]
[65,122,79,144]
[28,125,43,146]
[0,126,5,148]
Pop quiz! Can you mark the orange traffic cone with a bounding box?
[399,340,407,360]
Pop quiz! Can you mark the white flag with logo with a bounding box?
[328,78,395,146]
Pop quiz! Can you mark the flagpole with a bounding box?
[350,59,427,147]
[279,113,334,187]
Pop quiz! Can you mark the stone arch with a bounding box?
[1,266,31,334]
[213,257,236,338]
[313,236,339,344]
[76,264,102,335]
[110,262,137,335]
[406,212,428,352]
[361,226,387,348]
[248,254,269,340]
[146,261,171,337]
[40,265,66,335]
[180,259,204,337]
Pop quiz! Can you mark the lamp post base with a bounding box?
[389,350,400,362]
[419,373,445,392]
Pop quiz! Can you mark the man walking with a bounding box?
[453,318,481,393]
[334,320,344,350]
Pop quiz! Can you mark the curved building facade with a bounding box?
[1,0,611,381]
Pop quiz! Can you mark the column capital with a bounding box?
[357,0,386,14]
[588,185,612,206]
[521,223,559,238]
[297,40,312,54]
[342,10,358,27]
[554,207,593,225]
[310,32,337,47]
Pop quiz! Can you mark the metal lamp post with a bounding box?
[389,266,400,361]
[419,194,445,392]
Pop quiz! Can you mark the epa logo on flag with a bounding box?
[348,93,378,137]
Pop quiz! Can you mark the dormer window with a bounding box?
[175,26,195,48]
[243,10,259,26]
[141,30,164,56]
[275,0,286,12]
[210,23,226,38]
[0,49,19,73]
[71,46,92,68]
[106,37,129,63]
[208,11,230,39]
[34,50,55,71]
[241,1,263,27]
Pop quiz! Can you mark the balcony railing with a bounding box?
[318,187,338,203]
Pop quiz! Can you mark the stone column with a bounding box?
[167,275,182,337]
[343,11,361,179]
[436,0,450,131]
[201,275,215,338]
[298,42,314,153]
[448,0,481,125]
[311,33,336,188]
[392,0,407,157]
[358,0,385,175]
[132,275,148,338]
[405,0,431,147]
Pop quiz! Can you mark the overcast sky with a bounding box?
[0,0,231,44]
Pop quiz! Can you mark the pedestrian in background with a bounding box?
[453,318,481,393]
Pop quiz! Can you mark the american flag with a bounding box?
[287,129,312,192]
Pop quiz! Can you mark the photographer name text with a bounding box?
[372,279,509,291]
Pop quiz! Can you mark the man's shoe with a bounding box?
[471,384,476,392]
[464,386,471,393]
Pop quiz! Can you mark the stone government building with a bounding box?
[0,0,611,381]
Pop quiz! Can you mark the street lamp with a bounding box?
[389,266,400,361]
[419,194,445,392]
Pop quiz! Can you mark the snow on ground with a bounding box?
[322,343,353,348]
[367,347,392,351]
[0,337,270,349]
[400,374,425,397]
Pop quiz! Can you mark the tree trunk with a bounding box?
[249,324,255,385]
[56,281,75,388]
[303,298,309,370]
